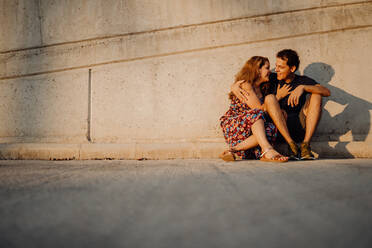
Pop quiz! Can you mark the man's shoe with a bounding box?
[300,142,315,160]
[288,141,300,160]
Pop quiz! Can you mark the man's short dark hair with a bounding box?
[277,49,300,71]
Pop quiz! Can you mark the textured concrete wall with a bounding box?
[0,0,372,159]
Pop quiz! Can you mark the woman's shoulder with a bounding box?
[240,81,253,91]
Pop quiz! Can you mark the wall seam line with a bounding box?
[1,24,371,80]
[87,69,92,143]
[36,0,43,46]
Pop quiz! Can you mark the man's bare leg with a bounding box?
[264,94,299,159]
[303,93,322,143]
[264,94,294,144]
[300,93,322,159]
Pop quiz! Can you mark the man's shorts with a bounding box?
[277,98,308,143]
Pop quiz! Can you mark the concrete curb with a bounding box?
[0,141,371,160]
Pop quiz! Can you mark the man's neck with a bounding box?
[284,73,295,84]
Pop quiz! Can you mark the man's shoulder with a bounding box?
[294,74,317,85]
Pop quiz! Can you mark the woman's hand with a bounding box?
[231,80,264,110]
[276,84,292,101]
[231,80,250,102]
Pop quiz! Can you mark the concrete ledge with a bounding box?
[0,143,80,160]
[0,141,371,160]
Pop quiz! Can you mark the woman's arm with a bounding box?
[231,81,264,110]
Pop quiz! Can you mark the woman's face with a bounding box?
[259,61,270,84]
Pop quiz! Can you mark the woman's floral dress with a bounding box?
[220,95,277,159]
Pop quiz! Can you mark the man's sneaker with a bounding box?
[288,141,300,160]
[300,142,315,160]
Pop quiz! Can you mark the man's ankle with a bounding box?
[300,141,315,160]
[288,141,299,160]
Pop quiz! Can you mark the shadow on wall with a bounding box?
[303,62,372,158]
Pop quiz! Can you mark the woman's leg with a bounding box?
[220,112,287,161]
[251,119,273,152]
[220,135,258,161]
[251,119,287,160]
[232,135,258,151]
[227,119,276,152]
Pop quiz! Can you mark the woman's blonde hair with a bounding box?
[229,56,269,99]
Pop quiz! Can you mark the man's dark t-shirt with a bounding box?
[263,73,317,142]
[268,73,317,115]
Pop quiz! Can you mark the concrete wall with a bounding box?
[0,0,372,159]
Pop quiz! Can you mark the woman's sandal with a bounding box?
[219,148,238,162]
[260,147,288,163]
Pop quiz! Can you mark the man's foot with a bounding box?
[300,142,315,160]
[260,148,288,163]
[288,141,300,160]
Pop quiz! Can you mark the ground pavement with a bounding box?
[0,159,372,248]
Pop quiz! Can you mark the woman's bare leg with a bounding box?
[228,118,272,152]
[221,118,287,161]
[251,119,287,160]
[250,119,272,151]
[232,135,258,151]
[220,135,258,161]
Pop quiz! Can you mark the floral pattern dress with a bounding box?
[220,95,277,159]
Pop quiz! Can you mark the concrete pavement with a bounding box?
[1,159,372,248]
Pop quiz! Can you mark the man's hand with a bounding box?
[287,85,304,107]
[276,84,292,101]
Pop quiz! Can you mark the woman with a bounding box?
[219,56,288,162]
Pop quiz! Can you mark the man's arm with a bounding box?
[303,84,331,97]
[287,84,331,107]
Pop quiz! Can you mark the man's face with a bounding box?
[275,57,295,81]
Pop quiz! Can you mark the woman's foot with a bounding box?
[219,148,238,162]
[260,147,288,163]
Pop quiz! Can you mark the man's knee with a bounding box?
[303,93,322,116]
[264,94,276,103]
[264,94,277,110]
[309,93,322,105]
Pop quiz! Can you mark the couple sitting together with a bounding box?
[219,49,330,162]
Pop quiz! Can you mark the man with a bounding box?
[267,49,330,160]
